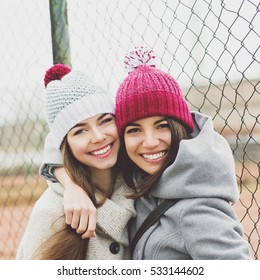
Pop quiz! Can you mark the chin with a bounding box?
[143,167,159,175]
[101,159,118,169]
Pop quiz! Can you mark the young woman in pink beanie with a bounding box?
[39,48,251,260]
[115,47,250,259]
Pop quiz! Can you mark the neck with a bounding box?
[90,168,116,198]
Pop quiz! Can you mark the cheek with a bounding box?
[110,126,119,139]
[68,139,86,156]
[124,137,138,156]
[159,130,172,147]
[164,133,172,147]
[102,124,119,142]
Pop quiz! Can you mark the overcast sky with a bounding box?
[0,0,259,125]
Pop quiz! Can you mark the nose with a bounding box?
[90,127,106,143]
[143,131,159,148]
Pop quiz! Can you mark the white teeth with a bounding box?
[142,151,166,160]
[91,145,111,155]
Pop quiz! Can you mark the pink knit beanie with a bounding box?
[115,46,194,135]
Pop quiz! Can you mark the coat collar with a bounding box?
[96,173,136,245]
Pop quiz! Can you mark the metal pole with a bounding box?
[49,0,71,67]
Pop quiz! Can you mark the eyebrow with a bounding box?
[71,113,109,129]
[97,113,109,120]
[126,122,141,127]
[154,118,167,125]
[126,118,166,127]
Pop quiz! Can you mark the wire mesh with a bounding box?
[0,0,259,259]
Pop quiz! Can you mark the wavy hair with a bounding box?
[35,137,107,260]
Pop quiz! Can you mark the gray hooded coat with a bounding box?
[129,112,251,260]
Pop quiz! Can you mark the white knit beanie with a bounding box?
[44,64,115,149]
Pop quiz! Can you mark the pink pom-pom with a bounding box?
[44,64,71,88]
[124,46,156,73]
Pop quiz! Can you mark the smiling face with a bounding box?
[124,116,172,175]
[67,113,120,172]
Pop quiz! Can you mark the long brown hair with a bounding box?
[36,137,107,260]
[120,117,191,199]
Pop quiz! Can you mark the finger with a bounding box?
[81,210,97,239]
[65,209,73,225]
[76,211,89,234]
[70,209,80,229]
[81,230,96,239]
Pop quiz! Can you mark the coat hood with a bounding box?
[150,112,239,202]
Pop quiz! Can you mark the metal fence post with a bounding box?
[49,0,71,67]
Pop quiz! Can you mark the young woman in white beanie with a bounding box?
[16,64,135,260]
[39,48,251,260]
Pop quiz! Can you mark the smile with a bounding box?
[89,144,112,156]
[141,151,167,160]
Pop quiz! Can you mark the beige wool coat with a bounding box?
[16,173,136,260]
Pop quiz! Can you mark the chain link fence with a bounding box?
[0,0,259,259]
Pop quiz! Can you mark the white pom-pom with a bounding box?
[124,46,156,73]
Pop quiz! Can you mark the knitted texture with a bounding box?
[115,47,194,135]
[44,64,115,149]
[16,173,136,260]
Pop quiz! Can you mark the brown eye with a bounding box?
[125,128,140,134]
[100,117,113,125]
[74,129,88,135]
[158,123,169,129]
